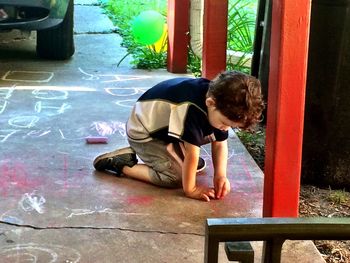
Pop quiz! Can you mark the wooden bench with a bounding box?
[204,217,350,263]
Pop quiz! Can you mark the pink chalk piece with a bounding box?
[85,136,108,144]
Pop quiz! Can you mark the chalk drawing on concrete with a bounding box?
[34,101,71,116]
[24,129,52,138]
[114,99,136,108]
[78,67,151,83]
[2,70,54,83]
[100,74,151,83]
[199,147,236,163]
[91,121,126,137]
[0,243,81,263]
[78,67,99,81]
[0,129,18,143]
[0,213,23,225]
[104,87,148,97]
[0,86,15,99]
[0,100,8,114]
[10,85,96,92]
[0,86,15,114]
[8,116,40,128]
[54,178,78,189]
[227,149,237,160]
[19,191,46,214]
[58,129,86,141]
[66,207,150,218]
[32,89,69,100]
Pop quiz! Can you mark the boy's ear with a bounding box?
[205,97,216,107]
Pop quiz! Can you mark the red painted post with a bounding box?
[202,0,228,79]
[167,0,190,73]
[263,0,312,217]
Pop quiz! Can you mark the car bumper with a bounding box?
[0,0,70,30]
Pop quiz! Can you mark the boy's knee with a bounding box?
[152,172,182,189]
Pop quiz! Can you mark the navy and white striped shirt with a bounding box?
[126,78,228,147]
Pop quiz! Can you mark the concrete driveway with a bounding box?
[0,1,323,262]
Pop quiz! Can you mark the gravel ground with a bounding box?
[300,185,350,263]
[237,126,350,263]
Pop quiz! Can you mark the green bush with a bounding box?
[101,0,167,69]
[226,0,256,73]
[101,0,257,73]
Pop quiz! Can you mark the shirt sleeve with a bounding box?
[213,128,228,141]
[179,105,228,146]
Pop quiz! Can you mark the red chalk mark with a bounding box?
[237,155,260,193]
[63,155,68,190]
[54,158,89,198]
[0,161,43,197]
[0,162,10,197]
[126,196,154,205]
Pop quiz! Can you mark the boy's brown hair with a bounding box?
[207,71,265,129]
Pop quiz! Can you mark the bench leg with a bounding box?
[262,239,285,263]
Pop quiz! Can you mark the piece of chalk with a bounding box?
[85,136,108,144]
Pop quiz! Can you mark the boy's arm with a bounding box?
[211,140,231,199]
[182,142,215,201]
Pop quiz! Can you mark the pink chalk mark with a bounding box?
[126,196,154,205]
[0,161,43,197]
[237,155,260,193]
[63,155,68,190]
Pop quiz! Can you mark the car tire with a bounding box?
[36,0,75,60]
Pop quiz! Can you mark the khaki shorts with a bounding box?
[128,138,184,188]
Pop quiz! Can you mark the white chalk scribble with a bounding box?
[19,191,46,214]
[91,121,126,137]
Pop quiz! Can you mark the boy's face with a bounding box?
[206,97,244,131]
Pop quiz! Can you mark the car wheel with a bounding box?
[36,0,75,60]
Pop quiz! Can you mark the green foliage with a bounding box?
[226,0,257,73]
[328,189,350,205]
[188,48,202,77]
[236,129,265,145]
[228,0,256,52]
[100,0,257,73]
[236,127,265,169]
[101,0,166,26]
[100,0,167,69]
[179,0,258,76]
[130,46,167,69]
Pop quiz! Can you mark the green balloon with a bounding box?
[132,10,165,45]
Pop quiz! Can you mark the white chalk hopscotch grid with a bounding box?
[78,67,152,83]
[2,70,54,83]
[0,69,152,143]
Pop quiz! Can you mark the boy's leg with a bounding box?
[121,163,155,184]
[127,139,183,188]
[93,147,138,175]
[93,139,183,188]
[93,139,203,188]
[93,146,153,183]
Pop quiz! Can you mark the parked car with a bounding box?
[0,0,74,60]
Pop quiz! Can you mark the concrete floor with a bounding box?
[0,1,324,262]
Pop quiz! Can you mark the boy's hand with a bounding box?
[214,176,231,199]
[185,185,216,202]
